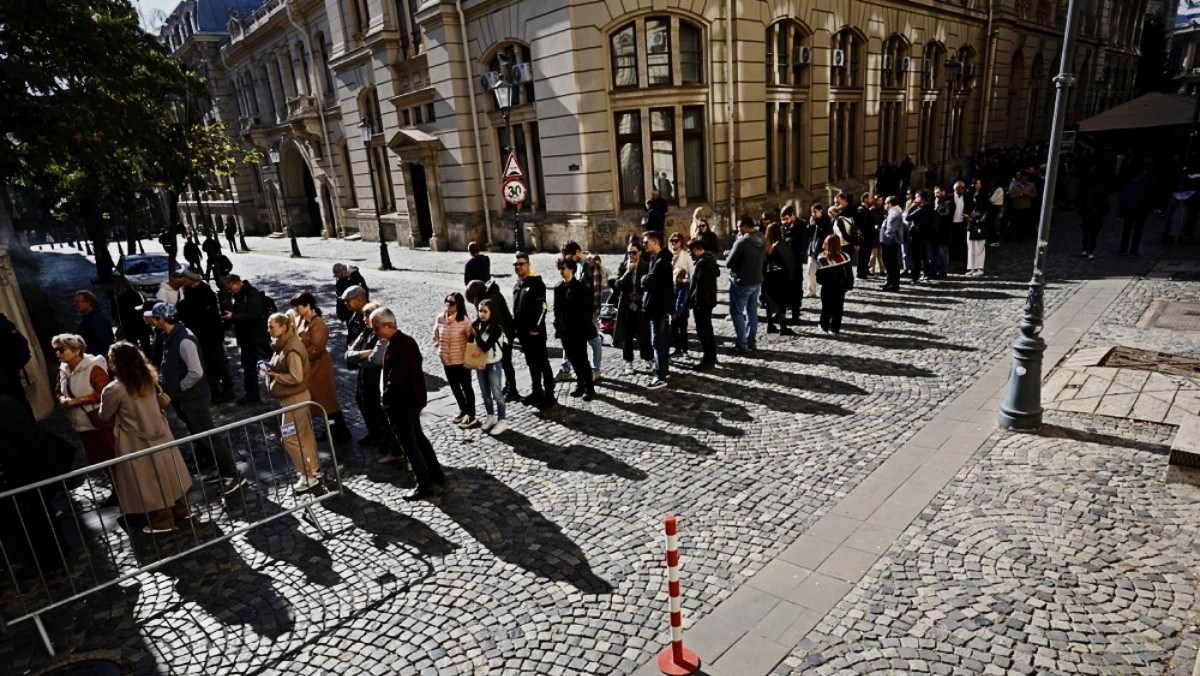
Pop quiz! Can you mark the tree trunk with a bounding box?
[82,197,115,283]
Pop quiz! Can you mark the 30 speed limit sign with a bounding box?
[502,177,528,206]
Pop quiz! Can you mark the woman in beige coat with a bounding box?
[98,342,193,534]
[263,312,322,492]
[289,291,349,443]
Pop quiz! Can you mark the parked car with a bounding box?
[115,253,179,296]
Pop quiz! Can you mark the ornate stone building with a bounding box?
[161,0,1145,252]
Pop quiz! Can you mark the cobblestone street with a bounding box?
[5,210,1200,675]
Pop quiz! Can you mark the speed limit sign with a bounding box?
[502,177,528,206]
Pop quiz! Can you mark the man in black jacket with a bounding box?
[553,258,597,400]
[639,231,673,389]
[904,190,936,284]
[780,206,807,323]
[511,253,555,407]
[176,267,235,403]
[687,238,720,369]
[333,263,369,323]
[220,274,271,403]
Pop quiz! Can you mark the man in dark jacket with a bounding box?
[74,290,114,359]
[175,267,235,403]
[466,279,519,401]
[687,238,720,368]
[333,263,369,323]
[780,205,807,323]
[220,274,271,403]
[201,235,222,280]
[149,303,245,495]
[855,193,877,279]
[511,253,555,407]
[726,216,766,352]
[463,242,491,286]
[639,231,674,388]
[553,259,597,399]
[904,190,936,284]
[373,307,445,500]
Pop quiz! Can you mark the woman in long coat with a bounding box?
[290,291,349,443]
[264,312,322,492]
[98,342,193,534]
[612,241,651,374]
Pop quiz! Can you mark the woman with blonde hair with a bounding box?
[53,334,115,466]
[263,312,322,491]
[97,342,193,534]
[289,291,349,443]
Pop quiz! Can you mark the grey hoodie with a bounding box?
[725,231,765,285]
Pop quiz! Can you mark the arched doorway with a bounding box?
[280,142,322,236]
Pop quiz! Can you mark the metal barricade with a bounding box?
[0,400,343,656]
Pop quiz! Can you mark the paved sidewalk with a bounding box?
[634,275,1142,676]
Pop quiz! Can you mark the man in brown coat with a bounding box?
[371,307,445,500]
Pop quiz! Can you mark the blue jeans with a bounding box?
[475,362,506,420]
[648,314,670,380]
[728,281,761,349]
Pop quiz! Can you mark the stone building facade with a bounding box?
[161,0,1145,253]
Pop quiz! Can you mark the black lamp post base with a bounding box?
[379,240,394,270]
[997,333,1047,429]
[289,234,302,258]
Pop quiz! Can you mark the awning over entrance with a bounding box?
[1078,92,1198,132]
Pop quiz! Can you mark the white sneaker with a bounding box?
[294,475,322,492]
[482,415,496,431]
[623,363,635,376]
[554,370,574,383]
[490,420,510,434]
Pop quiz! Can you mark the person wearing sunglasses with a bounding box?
[433,292,478,428]
[511,253,556,408]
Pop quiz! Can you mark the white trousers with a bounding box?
[967,239,987,271]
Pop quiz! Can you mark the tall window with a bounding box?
[359,88,393,213]
[394,0,421,55]
[609,17,704,90]
[352,0,370,36]
[829,101,859,181]
[614,107,705,206]
[879,101,903,165]
[314,33,335,99]
[918,100,938,165]
[830,29,863,89]
[881,36,909,90]
[765,20,809,193]
[922,42,945,91]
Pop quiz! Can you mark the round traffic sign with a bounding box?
[502,177,528,206]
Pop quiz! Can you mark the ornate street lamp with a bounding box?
[269,144,303,258]
[359,119,393,270]
[939,57,963,185]
[490,57,524,252]
[997,0,1083,429]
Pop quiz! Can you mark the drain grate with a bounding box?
[1141,301,1200,332]
[1099,346,1200,378]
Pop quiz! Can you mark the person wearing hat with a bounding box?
[687,238,719,368]
[147,302,246,495]
[175,267,235,403]
[333,263,369,324]
[339,285,369,346]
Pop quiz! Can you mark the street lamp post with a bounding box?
[490,60,524,252]
[226,175,250,252]
[939,58,963,186]
[359,119,393,270]
[269,144,303,258]
[997,0,1083,430]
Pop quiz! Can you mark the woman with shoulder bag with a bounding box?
[471,299,510,434]
[815,235,854,335]
[97,342,193,534]
[828,206,858,290]
[434,292,478,429]
[965,184,995,277]
[263,312,323,492]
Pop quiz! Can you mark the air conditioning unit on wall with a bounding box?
[882,55,893,70]
[832,49,846,68]
[900,56,912,72]
[792,45,812,65]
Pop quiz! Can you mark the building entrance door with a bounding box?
[409,164,434,246]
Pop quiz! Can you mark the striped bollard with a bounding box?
[657,514,701,675]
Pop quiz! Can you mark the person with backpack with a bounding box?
[220,274,272,404]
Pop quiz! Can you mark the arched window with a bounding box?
[830,28,863,89]
[956,46,977,92]
[765,20,810,193]
[358,88,394,213]
[608,17,704,90]
[488,43,535,109]
[881,36,909,90]
[765,20,810,87]
[922,42,945,91]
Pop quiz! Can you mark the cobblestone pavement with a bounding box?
[4,211,1198,674]
[766,271,1200,675]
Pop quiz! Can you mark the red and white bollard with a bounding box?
[657,514,701,675]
